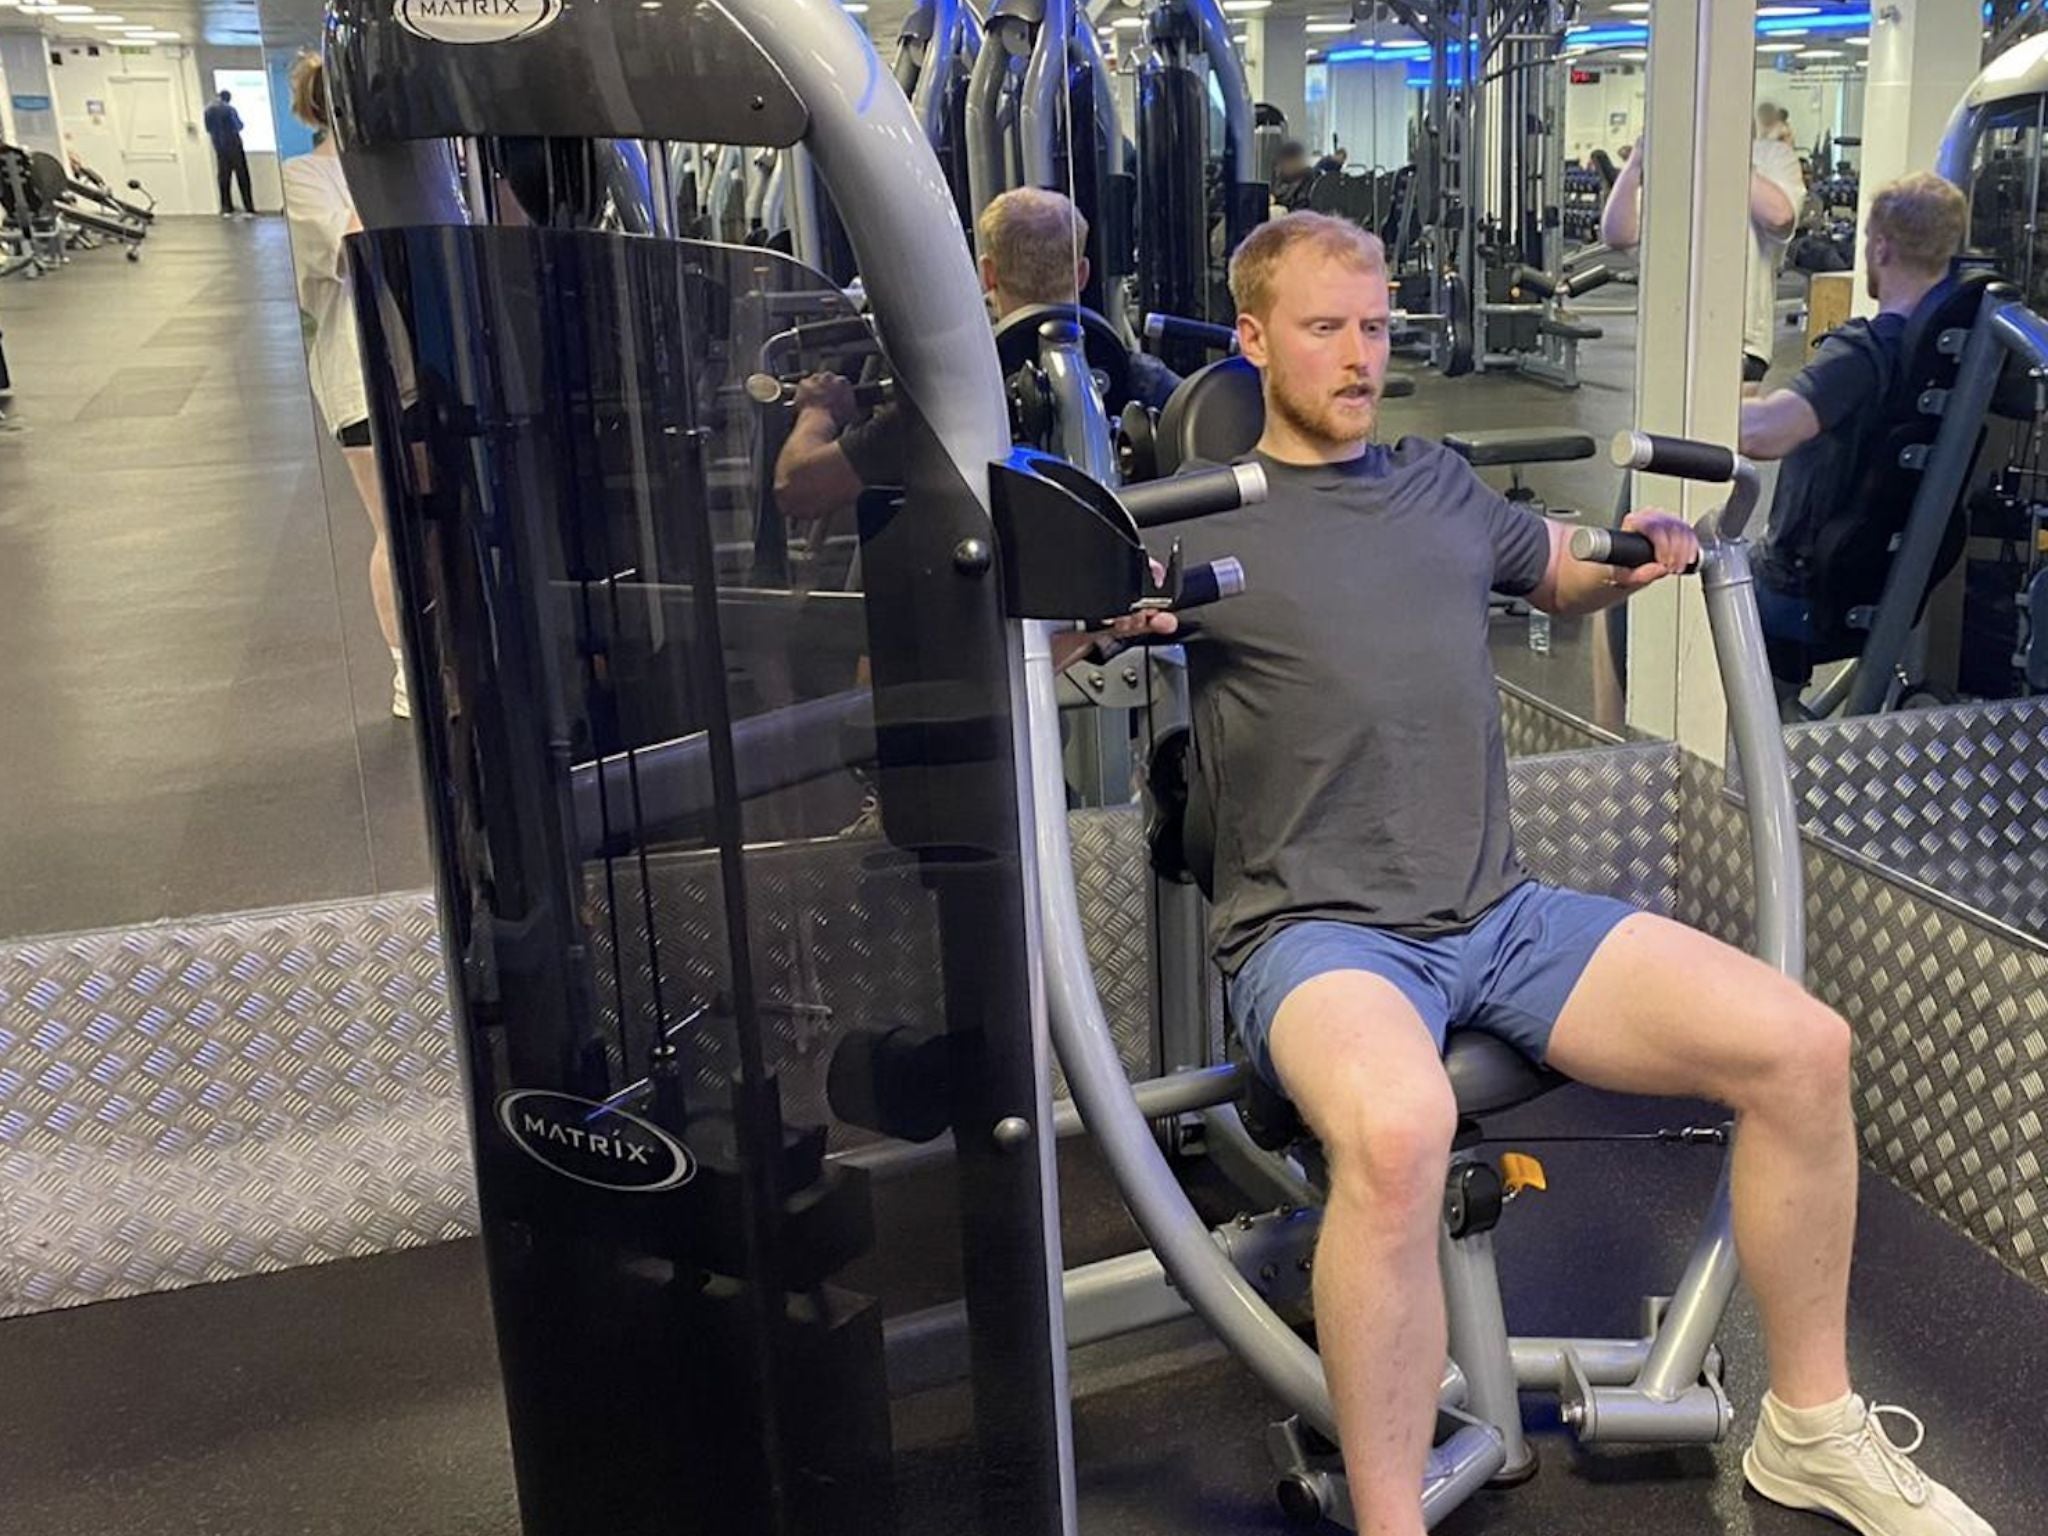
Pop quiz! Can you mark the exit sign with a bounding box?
[1569,68,1602,84]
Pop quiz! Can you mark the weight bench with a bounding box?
[1445,429,1598,623]
[1539,315,1604,344]
[1443,428,1597,469]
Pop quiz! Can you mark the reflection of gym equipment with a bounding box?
[1393,0,1602,387]
[1918,46,2048,703]
[0,145,151,274]
[965,0,1133,335]
[1477,256,1613,390]
[1133,0,1264,375]
[1776,265,2048,716]
[887,0,982,236]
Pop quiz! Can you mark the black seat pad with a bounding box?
[1442,427,1596,467]
[1234,1030,1568,1153]
[1443,1031,1566,1116]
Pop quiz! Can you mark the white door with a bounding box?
[108,74,179,163]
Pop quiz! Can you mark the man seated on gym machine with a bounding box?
[1738,171,1968,694]
[1151,212,1992,1536]
[773,186,1179,526]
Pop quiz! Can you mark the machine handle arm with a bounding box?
[1120,463,1268,528]
[1609,430,1762,542]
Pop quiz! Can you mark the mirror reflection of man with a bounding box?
[1737,172,1969,700]
[774,187,1179,526]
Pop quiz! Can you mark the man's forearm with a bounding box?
[1546,560,1635,618]
[773,410,854,522]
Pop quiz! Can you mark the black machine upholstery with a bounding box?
[993,302,1134,411]
[1155,355,1265,474]
[1442,427,1597,467]
[1153,355,1414,476]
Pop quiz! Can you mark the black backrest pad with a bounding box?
[1156,354,1266,475]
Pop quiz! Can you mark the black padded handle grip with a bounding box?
[1610,430,1736,483]
[1569,526,1698,574]
[787,314,876,352]
[1172,557,1246,612]
[1144,312,1241,355]
[1121,463,1268,529]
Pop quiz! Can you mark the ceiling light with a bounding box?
[1111,14,1143,25]
[43,4,98,12]
[1611,2,1649,12]
[1757,4,1821,13]
[87,13,129,20]
[1306,20,1354,31]
[1222,0,1272,10]
[841,1,866,10]
[1765,26,1808,34]
[1796,46,1843,55]
[1614,47,1647,58]
[1846,34,1868,44]
[1757,40,1803,50]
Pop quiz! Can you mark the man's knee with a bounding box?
[1313,1075,1459,1224]
[1265,971,1456,1222]
[1745,993,1853,1115]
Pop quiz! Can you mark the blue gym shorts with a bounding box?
[1225,882,1641,1089]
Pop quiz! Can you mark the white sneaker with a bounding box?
[1744,1393,1994,1535]
[390,666,411,721]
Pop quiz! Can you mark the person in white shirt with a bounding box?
[1600,127,1806,385]
[282,53,409,720]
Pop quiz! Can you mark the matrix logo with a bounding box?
[395,0,561,45]
[496,1090,696,1193]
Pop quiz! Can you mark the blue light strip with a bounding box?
[1324,7,1870,65]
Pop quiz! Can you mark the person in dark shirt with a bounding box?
[202,90,255,218]
[774,187,1180,525]
[1146,211,1989,1536]
[1739,171,1970,694]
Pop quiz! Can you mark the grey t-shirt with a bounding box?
[1165,439,1553,975]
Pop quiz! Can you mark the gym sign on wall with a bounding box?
[395,0,561,45]
[496,1090,698,1192]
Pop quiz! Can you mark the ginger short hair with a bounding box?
[976,187,1089,306]
[1228,212,1387,321]
[288,53,329,132]
[1866,172,1968,277]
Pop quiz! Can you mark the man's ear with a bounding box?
[1237,313,1267,368]
[978,252,998,295]
[1074,254,1091,295]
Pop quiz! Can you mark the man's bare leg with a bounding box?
[1268,972,1457,1536]
[1543,913,1855,1408]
